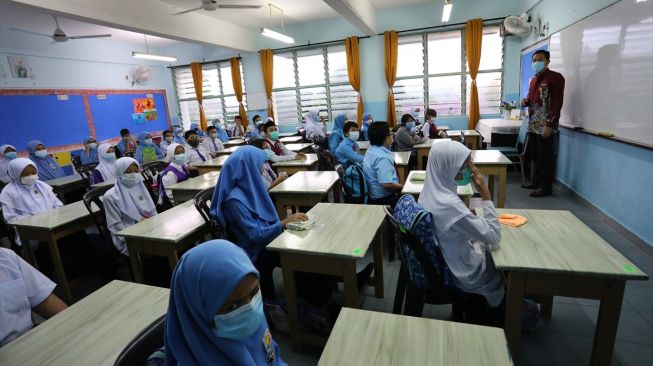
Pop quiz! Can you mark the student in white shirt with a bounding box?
[263,121,306,163]
[158,143,191,206]
[228,116,246,137]
[159,129,174,153]
[184,130,210,164]
[303,108,325,140]
[0,247,67,346]
[200,126,225,157]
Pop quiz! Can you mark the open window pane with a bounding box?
[397,35,424,78]
[299,86,327,114]
[327,45,350,85]
[273,53,295,89]
[427,30,462,74]
[478,27,503,71]
[272,90,299,124]
[466,72,502,115]
[297,49,326,86]
[428,75,462,116]
[329,84,358,119]
[393,78,424,116]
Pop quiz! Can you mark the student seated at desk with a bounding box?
[158,130,174,153]
[421,108,446,139]
[360,112,374,141]
[328,114,346,151]
[228,116,246,137]
[90,143,116,185]
[104,157,157,255]
[190,122,206,138]
[211,119,230,143]
[26,140,67,180]
[418,140,504,311]
[184,130,210,164]
[263,121,306,163]
[201,126,225,156]
[395,114,428,154]
[246,115,265,140]
[134,131,164,164]
[80,136,98,165]
[304,109,325,141]
[116,128,137,157]
[334,121,364,167]
[363,122,403,207]
[0,247,68,347]
[172,127,186,145]
[158,143,190,206]
[0,144,17,179]
[249,139,288,190]
[165,240,287,365]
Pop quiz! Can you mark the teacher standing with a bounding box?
[521,50,565,197]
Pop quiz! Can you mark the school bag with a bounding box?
[342,163,367,204]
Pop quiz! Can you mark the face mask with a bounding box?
[4,151,17,160]
[214,291,264,341]
[405,122,414,129]
[173,154,187,165]
[209,133,217,139]
[365,119,373,125]
[457,167,472,185]
[269,131,280,140]
[121,172,142,188]
[348,131,359,142]
[264,148,275,159]
[165,136,173,142]
[188,139,200,148]
[532,61,546,73]
[20,174,38,186]
[88,143,97,150]
[412,112,419,119]
[103,153,116,162]
[34,150,48,159]
[144,138,153,145]
[176,133,184,138]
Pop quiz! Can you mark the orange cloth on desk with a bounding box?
[498,214,528,227]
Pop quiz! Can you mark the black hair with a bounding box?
[425,108,437,119]
[368,122,390,146]
[248,139,269,149]
[184,130,197,139]
[343,121,359,134]
[532,50,550,61]
[163,129,172,136]
[206,126,217,132]
[120,128,130,136]
[234,115,242,121]
[263,121,276,133]
[252,114,261,122]
[400,114,414,125]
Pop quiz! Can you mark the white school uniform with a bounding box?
[184,143,211,165]
[200,136,225,154]
[160,143,189,203]
[265,138,298,162]
[159,139,172,155]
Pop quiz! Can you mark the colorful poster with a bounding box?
[132,97,157,123]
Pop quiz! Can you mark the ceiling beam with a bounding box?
[323,0,376,36]
[6,0,258,52]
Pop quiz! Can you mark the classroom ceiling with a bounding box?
[369,0,433,8]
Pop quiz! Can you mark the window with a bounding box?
[271,45,357,125]
[393,26,503,118]
[173,60,246,126]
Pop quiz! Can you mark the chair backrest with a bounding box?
[517,117,529,145]
[72,154,83,171]
[140,161,168,202]
[113,314,165,366]
[193,187,226,239]
[77,162,99,189]
[82,185,112,239]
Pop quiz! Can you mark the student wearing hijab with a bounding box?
[165,240,287,366]
[334,121,363,168]
[90,143,117,185]
[173,127,186,145]
[395,114,427,153]
[212,119,230,143]
[363,122,403,207]
[360,112,373,141]
[263,121,306,163]
[26,140,66,180]
[134,131,164,164]
[304,109,325,140]
[190,122,206,137]
[184,130,211,164]
[116,128,137,156]
[201,126,225,157]
[249,139,288,190]
[104,157,157,255]
[159,130,174,153]
[328,114,346,151]
[158,143,190,206]
[0,247,68,346]
[418,140,504,308]
[0,144,17,179]
[0,158,64,246]
[80,136,99,165]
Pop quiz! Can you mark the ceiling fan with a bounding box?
[173,0,262,15]
[10,16,111,42]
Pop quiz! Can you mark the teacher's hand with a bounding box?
[543,127,553,139]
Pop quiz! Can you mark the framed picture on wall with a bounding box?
[7,55,34,79]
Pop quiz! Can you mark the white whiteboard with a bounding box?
[548,0,653,146]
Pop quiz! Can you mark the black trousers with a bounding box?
[526,132,558,191]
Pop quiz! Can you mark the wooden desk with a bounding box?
[415,138,451,170]
[116,200,208,283]
[9,201,99,304]
[215,145,242,157]
[193,155,229,175]
[0,280,168,366]
[267,203,386,351]
[471,150,511,208]
[280,136,304,144]
[438,124,450,131]
[223,138,245,148]
[492,209,648,365]
[170,171,220,205]
[284,143,313,152]
[447,130,482,150]
[45,174,85,203]
[272,153,319,175]
[357,141,370,155]
[90,180,114,189]
[270,171,340,219]
[319,308,513,366]
[392,151,411,184]
[279,131,299,138]
[402,170,473,205]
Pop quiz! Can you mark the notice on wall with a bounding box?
[132,97,157,124]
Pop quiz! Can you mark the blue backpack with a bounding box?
[342,163,367,204]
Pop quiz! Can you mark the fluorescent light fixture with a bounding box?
[442,0,453,22]
[261,28,295,44]
[132,51,177,62]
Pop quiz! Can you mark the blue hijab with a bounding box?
[80,136,98,165]
[210,146,278,227]
[165,240,286,366]
[173,127,186,144]
[191,122,206,137]
[134,131,163,163]
[26,140,65,180]
[212,120,230,142]
[328,114,347,151]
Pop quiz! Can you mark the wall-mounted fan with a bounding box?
[129,66,152,86]
[500,13,534,37]
[173,0,261,15]
[10,16,111,42]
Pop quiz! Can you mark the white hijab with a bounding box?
[105,157,157,222]
[95,143,116,183]
[0,144,15,178]
[304,109,325,138]
[165,143,182,163]
[418,140,472,233]
[0,158,60,217]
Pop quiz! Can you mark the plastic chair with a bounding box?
[113,315,165,366]
[140,161,168,203]
[193,187,226,239]
[488,118,533,185]
[77,162,98,189]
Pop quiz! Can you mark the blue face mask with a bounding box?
[144,138,153,145]
[34,150,48,159]
[348,131,360,142]
[103,153,116,162]
[88,143,98,150]
[214,290,264,341]
[4,151,17,160]
[405,122,414,129]
[264,148,275,160]
[121,172,142,188]
[532,61,546,74]
[174,154,187,165]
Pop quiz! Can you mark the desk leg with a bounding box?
[48,235,73,304]
[167,250,180,272]
[497,167,507,208]
[418,150,426,170]
[332,182,342,203]
[590,281,625,366]
[397,166,406,185]
[275,200,287,220]
[488,175,495,203]
[20,238,38,268]
[280,255,302,352]
[343,260,359,307]
[540,295,553,319]
[372,225,385,298]
[129,249,145,284]
[504,271,526,363]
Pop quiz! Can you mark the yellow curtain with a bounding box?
[230,57,248,126]
[466,18,483,129]
[384,31,398,128]
[345,36,363,125]
[190,62,207,130]
[259,49,275,118]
